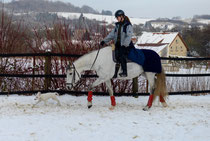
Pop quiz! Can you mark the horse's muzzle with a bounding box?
[66,83,73,90]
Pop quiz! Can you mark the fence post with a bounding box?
[44,52,51,90]
[146,80,149,93]
[32,56,35,91]
[132,77,138,97]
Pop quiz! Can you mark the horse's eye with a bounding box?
[69,73,73,75]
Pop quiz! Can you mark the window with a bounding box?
[176,46,178,52]
[170,46,173,52]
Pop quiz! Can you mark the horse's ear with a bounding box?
[68,61,73,66]
[66,61,72,70]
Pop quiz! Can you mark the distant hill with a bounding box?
[3,0,99,14]
[193,15,210,20]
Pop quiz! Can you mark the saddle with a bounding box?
[111,44,162,73]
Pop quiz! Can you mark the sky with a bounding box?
[2,0,210,18]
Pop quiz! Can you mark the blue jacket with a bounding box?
[103,21,133,47]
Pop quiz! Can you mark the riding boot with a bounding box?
[119,59,127,77]
[112,63,120,78]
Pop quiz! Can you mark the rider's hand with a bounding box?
[100,41,105,46]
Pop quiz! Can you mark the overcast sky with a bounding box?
[3,0,210,18]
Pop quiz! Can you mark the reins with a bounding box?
[90,45,101,70]
[72,63,81,80]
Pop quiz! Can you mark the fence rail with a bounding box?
[0,53,82,57]
[1,90,210,96]
[1,73,210,78]
[0,53,210,95]
[0,53,210,60]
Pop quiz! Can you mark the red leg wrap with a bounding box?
[147,95,154,108]
[110,96,116,106]
[159,95,165,103]
[87,91,93,102]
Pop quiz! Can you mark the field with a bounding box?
[0,94,210,141]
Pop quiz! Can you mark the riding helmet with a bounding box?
[115,10,125,18]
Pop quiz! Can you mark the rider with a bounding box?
[100,10,134,78]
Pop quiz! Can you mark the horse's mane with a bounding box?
[74,46,111,64]
[80,46,111,58]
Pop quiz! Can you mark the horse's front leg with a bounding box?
[105,80,116,110]
[87,91,93,109]
[87,78,106,109]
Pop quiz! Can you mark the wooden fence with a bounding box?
[0,53,210,96]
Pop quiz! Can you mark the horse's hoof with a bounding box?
[88,105,92,109]
[109,106,115,110]
[143,106,150,111]
[161,102,168,107]
[87,102,92,109]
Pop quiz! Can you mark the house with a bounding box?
[135,32,189,57]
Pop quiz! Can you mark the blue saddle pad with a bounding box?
[141,49,162,73]
[127,47,145,66]
[128,48,162,73]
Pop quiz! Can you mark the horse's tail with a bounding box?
[154,67,168,103]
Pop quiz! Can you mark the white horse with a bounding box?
[66,46,168,111]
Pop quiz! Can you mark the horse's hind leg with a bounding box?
[160,95,167,107]
[143,72,156,111]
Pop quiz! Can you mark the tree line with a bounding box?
[1,0,110,15]
[182,25,210,57]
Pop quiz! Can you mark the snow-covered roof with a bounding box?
[137,32,178,44]
[135,44,168,54]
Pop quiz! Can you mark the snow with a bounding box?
[135,44,168,54]
[55,12,153,25]
[136,32,178,44]
[135,32,179,55]
[0,94,210,141]
[197,19,210,24]
[151,23,176,30]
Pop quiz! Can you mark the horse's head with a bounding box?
[66,62,81,90]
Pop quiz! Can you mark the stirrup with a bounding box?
[119,72,127,77]
[112,74,118,78]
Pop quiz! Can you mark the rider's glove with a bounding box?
[100,41,105,46]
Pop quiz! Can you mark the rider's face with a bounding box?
[116,16,124,22]
[117,16,121,22]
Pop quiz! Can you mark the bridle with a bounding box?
[66,45,101,89]
[66,63,81,89]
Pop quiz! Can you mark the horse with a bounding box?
[66,46,168,111]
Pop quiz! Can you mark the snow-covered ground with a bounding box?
[0,94,210,141]
[196,19,210,24]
